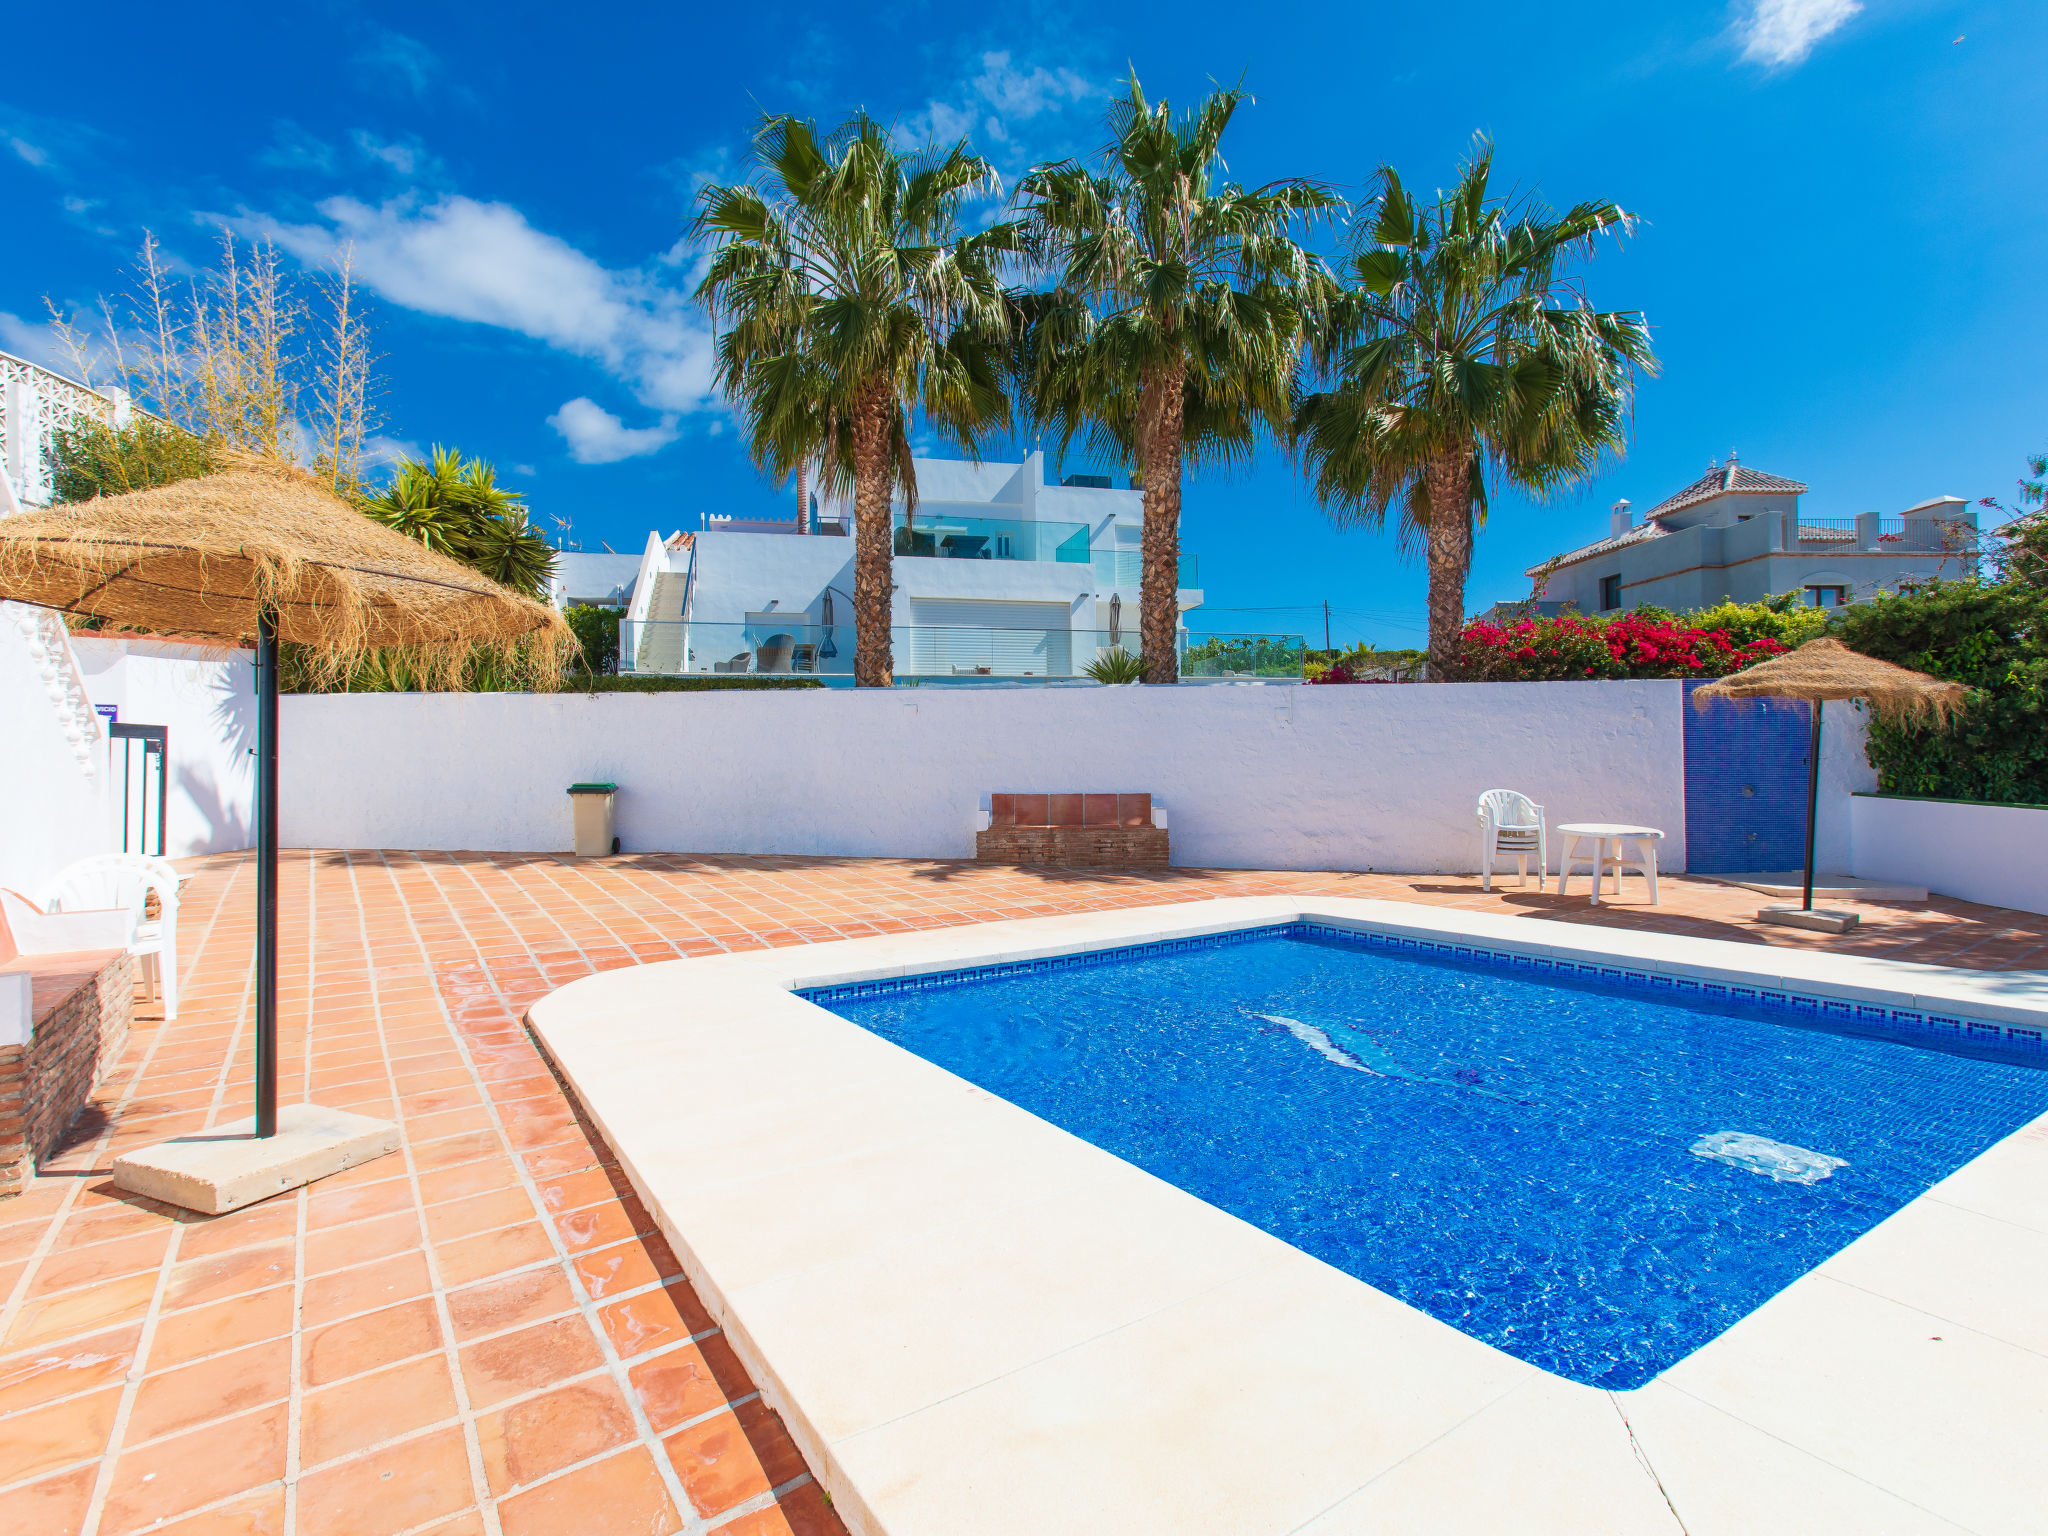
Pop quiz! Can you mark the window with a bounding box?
[1804,585,1849,608]
[1598,574,1623,611]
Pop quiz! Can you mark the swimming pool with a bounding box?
[809,923,2048,1389]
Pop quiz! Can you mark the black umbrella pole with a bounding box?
[255,607,280,1138]
[1802,701,1823,913]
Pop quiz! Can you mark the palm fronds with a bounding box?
[1293,137,1654,669]
[1014,71,1338,683]
[695,112,1018,685]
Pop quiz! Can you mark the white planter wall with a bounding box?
[281,681,1690,873]
[1850,795,2048,915]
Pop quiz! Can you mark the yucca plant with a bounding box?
[1293,140,1654,675]
[1015,73,1337,683]
[695,113,1018,686]
[359,446,554,599]
[1084,645,1148,684]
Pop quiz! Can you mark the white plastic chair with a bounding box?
[40,854,183,1019]
[1476,789,1547,892]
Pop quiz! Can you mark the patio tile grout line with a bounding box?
[280,851,322,1536]
[74,1218,186,1536]
[352,849,505,1536]
[403,848,709,1534]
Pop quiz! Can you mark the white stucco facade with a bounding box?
[613,451,1207,679]
[71,636,258,859]
[1509,457,1979,620]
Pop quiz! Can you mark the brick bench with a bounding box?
[2,893,139,1197]
[975,793,1170,868]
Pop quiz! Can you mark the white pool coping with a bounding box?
[528,897,2048,1536]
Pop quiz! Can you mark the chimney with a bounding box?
[1609,499,1632,538]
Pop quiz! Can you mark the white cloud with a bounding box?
[351,131,423,177]
[0,311,67,370]
[8,136,49,168]
[899,50,1101,167]
[363,433,422,471]
[259,122,338,175]
[1736,0,1862,67]
[356,28,439,97]
[970,53,1097,123]
[547,398,678,463]
[253,193,719,415]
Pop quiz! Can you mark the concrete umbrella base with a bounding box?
[112,1103,401,1215]
[1757,904,1862,935]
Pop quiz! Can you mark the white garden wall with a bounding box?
[281,681,1690,873]
[1850,795,2048,915]
[72,637,257,858]
[1817,700,1874,876]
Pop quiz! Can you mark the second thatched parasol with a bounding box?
[1692,638,1966,928]
[0,451,571,1209]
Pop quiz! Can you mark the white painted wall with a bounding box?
[0,606,115,897]
[72,637,256,858]
[281,680,1690,872]
[1850,796,2048,915]
[1817,699,1875,875]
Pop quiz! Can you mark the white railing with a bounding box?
[0,349,124,508]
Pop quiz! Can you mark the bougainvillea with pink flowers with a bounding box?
[1453,612,1790,681]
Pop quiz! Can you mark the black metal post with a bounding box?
[1801,700,1823,913]
[255,606,279,1138]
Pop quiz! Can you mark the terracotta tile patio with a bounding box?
[3,847,2045,1536]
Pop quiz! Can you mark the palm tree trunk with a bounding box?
[849,378,896,687]
[1138,360,1186,685]
[1423,447,1474,679]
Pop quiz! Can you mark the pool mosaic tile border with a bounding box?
[798,918,2048,1063]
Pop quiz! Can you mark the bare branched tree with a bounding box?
[42,228,383,498]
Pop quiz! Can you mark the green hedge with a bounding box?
[566,674,826,692]
[1830,581,2048,805]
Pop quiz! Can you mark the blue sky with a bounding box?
[4,1,2041,647]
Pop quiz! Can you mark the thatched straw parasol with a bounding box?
[1693,638,1966,925]
[0,451,571,685]
[0,452,570,1161]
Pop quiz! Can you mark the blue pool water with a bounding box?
[810,927,2048,1388]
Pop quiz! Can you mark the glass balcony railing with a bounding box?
[620,621,1304,682]
[1179,632,1310,680]
[1089,549,1200,589]
[893,513,1089,563]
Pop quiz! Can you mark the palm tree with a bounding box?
[695,113,1017,686]
[1293,141,1655,675]
[360,446,555,599]
[1015,73,1336,683]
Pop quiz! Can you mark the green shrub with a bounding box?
[1083,646,1147,684]
[569,674,826,692]
[565,604,622,676]
[1830,581,2048,804]
[49,418,216,501]
[1645,594,1831,650]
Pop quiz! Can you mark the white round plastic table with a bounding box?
[1555,823,1664,906]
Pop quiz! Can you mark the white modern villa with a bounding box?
[555,451,1221,683]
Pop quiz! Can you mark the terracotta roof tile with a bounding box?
[1642,460,1808,520]
[1525,519,1667,579]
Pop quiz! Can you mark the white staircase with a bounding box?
[633,571,691,673]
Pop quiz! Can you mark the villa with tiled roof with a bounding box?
[1508,452,1979,617]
